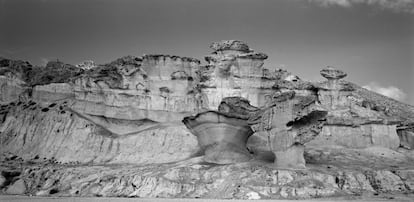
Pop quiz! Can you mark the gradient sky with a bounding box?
[0,0,413,105]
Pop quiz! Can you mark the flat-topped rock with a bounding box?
[320,66,347,80]
[142,54,200,64]
[210,40,252,53]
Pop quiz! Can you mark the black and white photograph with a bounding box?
[0,0,413,201]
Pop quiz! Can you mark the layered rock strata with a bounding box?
[308,67,401,149]
[199,40,277,109]
[1,145,413,199]
[0,101,199,164]
[72,55,201,122]
[183,111,253,164]
[0,40,414,199]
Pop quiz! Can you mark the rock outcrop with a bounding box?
[308,67,401,150]
[72,55,201,122]
[76,60,96,70]
[183,111,253,164]
[0,41,414,199]
[0,101,199,164]
[218,91,327,169]
[200,40,277,109]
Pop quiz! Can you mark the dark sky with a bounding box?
[0,0,413,105]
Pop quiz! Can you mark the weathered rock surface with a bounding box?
[217,91,327,169]
[76,60,96,70]
[200,40,302,109]
[183,111,253,164]
[0,101,199,165]
[72,54,201,122]
[32,83,74,103]
[1,41,414,199]
[308,66,402,150]
[0,146,413,199]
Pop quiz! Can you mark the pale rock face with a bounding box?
[0,101,199,164]
[72,54,201,122]
[217,91,327,168]
[182,111,253,164]
[308,124,399,149]
[3,144,413,199]
[200,40,275,109]
[32,83,74,103]
[313,67,401,150]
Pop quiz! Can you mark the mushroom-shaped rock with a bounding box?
[219,92,328,169]
[320,66,347,80]
[318,67,354,109]
[319,66,350,90]
[182,111,254,164]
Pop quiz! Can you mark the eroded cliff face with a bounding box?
[201,40,278,109]
[307,67,402,150]
[0,100,198,165]
[71,55,201,122]
[0,41,414,199]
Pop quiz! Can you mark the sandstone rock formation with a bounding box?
[200,40,278,109]
[0,41,414,199]
[76,60,96,70]
[218,91,327,169]
[0,101,199,164]
[72,54,200,122]
[183,111,253,164]
[308,67,402,150]
[1,145,413,199]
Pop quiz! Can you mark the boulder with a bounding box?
[5,179,26,195]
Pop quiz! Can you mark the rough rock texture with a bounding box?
[183,111,253,164]
[76,60,96,70]
[200,40,303,110]
[1,41,414,199]
[320,66,347,80]
[218,91,328,169]
[72,54,201,122]
[308,67,402,150]
[0,146,413,199]
[249,92,327,169]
